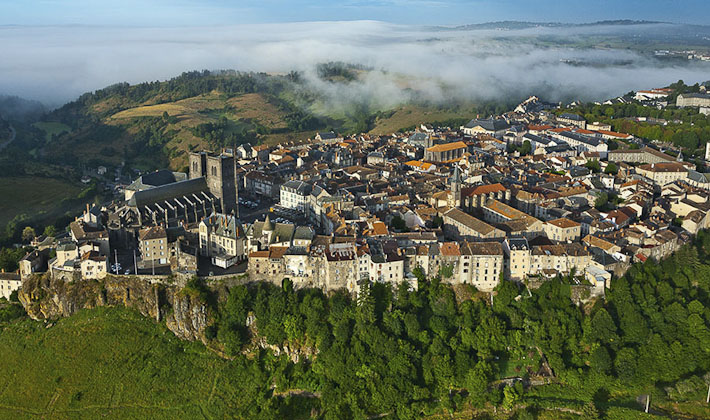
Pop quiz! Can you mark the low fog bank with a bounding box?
[1,21,709,108]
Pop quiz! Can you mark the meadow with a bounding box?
[0,176,81,227]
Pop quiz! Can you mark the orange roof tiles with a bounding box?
[462,183,506,197]
[597,130,631,139]
[371,221,389,236]
[439,242,461,256]
[547,218,580,229]
[426,141,467,153]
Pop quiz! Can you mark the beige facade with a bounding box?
[458,242,504,291]
[636,162,688,186]
[0,274,21,300]
[504,238,530,281]
[543,218,582,242]
[199,213,246,268]
[442,208,505,240]
[80,252,108,280]
[139,226,168,267]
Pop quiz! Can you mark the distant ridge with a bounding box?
[441,20,667,31]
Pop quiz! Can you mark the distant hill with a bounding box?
[26,68,481,171]
[0,95,46,122]
[444,20,667,31]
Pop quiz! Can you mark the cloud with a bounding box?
[0,21,709,110]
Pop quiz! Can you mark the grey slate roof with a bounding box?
[558,131,602,147]
[559,113,585,121]
[465,118,511,131]
[128,177,210,207]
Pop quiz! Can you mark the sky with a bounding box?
[1,0,709,26]
[1,1,710,108]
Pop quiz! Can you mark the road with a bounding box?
[0,125,16,151]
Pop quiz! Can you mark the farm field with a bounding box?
[369,105,472,135]
[0,176,82,227]
[32,121,71,142]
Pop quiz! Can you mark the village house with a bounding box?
[543,218,582,242]
[199,213,247,268]
[457,241,504,291]
[442,208,505,240]
[636,162,688,186]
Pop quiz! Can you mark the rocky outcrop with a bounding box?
[18,274,214,344]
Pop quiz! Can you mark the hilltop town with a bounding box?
[6,86,710,302]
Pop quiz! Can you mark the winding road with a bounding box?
[0,125,16,151]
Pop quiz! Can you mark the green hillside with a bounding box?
[5,233,710,419]
[0,306,316,420]
[23,68,482,171]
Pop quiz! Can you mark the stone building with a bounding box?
[138,225,169,268]
[457,242,504,291]
[424,141,467,163]
[189,151,238,215]
[199,213,247,268]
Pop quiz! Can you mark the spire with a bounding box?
[451,164,462,184]
[677,150,683,162]
[263,213,274,232]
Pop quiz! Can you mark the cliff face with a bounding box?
[19,274,212,344]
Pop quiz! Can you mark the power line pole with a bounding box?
[114,248,118,274]
[133,250,137,275]
[645,394,650,413]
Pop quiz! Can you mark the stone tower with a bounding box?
[449,165,462,208]
[189,151,237,215]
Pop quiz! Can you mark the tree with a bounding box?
[614,347,638,382]
[438,264,454,279]
[581,401,600,420]
[520,140,532,156]
[594,192,609,210]
[502,383,522,411]
[465,361,492,407]
[604,162,618,175]
[21,226,36,242]
[590,345,612,374]
[585,159,601,173]
[590,308,618,344]
[391,215,408,232]
[43,225,57,237]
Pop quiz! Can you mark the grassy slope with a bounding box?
[0,177,82,227]
[0,307,280,420]
[0,307,593,420]
[369,105,473,135]
[2,303,707,420]
[88,91,317,169]
[32,122,71,142]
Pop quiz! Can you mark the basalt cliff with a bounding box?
[18,274,214,343]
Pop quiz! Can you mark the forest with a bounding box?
[556,80,710,155]
[174,231,710,419]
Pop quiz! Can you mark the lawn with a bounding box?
[0,176,82,227]
[32,122,71,142]
[0,306,314,420]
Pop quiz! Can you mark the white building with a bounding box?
[280,180,313,213]
[199,213,247,268]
